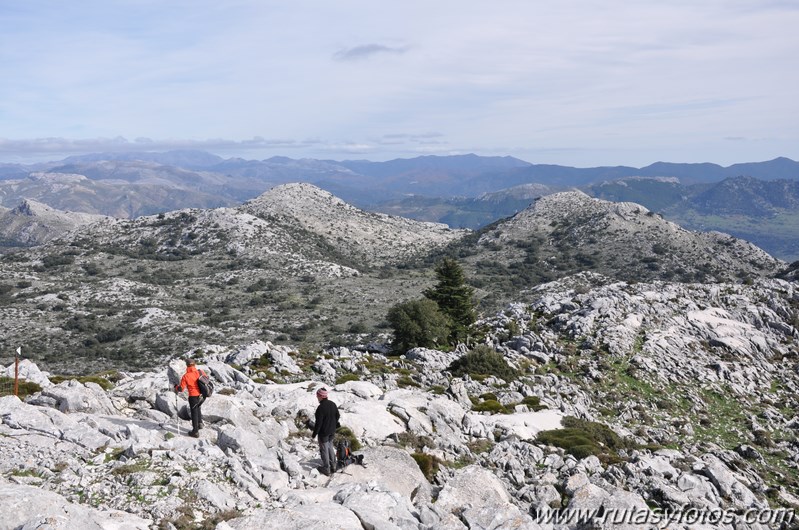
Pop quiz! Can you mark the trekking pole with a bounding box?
[175,391,180,436]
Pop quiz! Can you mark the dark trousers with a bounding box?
[189,395,203,433]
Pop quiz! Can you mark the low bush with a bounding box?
[394,431,434,451]
[397,375,420,388]
[448,345,519,381]
[536,416,632,463]
[49,370,120,390]
[335,373,360,385]
[521,395,547,411]
[412,452,442,482]
[472,399,510,414]
[335,426,362,451]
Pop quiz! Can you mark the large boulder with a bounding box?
[339,400,405,441]
[224,341,270,366]
[30,379,116,415]
[329,446,432,504]
[216,425,286,491]
[464,409,563,441]
[434,465,533,529]
[334,482,422,530]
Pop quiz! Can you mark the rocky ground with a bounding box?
[2,272,799,529]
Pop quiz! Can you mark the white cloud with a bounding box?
[0,0,796,166]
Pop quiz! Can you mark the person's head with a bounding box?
[316,388,328,401]
[186,359,196,368]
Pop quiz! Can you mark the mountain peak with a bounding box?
[240,182,465,267]
[474,192,782,283]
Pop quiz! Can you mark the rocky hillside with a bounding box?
[0,171,236,218]
[0,199,110,248]
[240,183,466,267]
[0,185,790,376]
[448,191,784,304]
[0,184,466,373]
[1,270,798,528]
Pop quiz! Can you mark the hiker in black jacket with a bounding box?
[312,387,340,475]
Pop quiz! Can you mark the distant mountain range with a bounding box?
[1,150,798,259]
[1,150,797,202]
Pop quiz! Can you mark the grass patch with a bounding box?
[397,375,420,388]
[0,377,42,399]
[693,387,749,449]
[111,460,151,475]
[520,395,547,411]
[394,431,434,451]
[49,370,121,390]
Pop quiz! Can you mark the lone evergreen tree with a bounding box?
[424,258,476,344]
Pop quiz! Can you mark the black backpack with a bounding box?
[336,439,351,463]
[336,439,365,468]
[197,370,214,398]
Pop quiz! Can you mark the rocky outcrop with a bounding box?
[473,191,784,283]
[240,183,466,267]
[0,198,110,246]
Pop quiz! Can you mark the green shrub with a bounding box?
[412,452,441,482]
[387,298,451,354]
[49,371,119,390]
[521,395,547,411]
[335,426,362,451]
[472,399,509,414]
[448,345,519,381]
[536,416,631,463]
[394,431,434,451]
[42,254,75,268]
[397,375,420,388]
[335,373,360,385]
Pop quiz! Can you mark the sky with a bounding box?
[0,0,797,167]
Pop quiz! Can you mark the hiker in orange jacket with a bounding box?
[175,359,204,438]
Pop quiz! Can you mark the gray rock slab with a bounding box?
[221,503,363,530]
[328,446,432,504]
[0,479,151,529]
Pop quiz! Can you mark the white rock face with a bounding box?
[0,478,152,529]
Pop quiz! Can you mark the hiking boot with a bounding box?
[317,466,330,476]
[188,431,199,438]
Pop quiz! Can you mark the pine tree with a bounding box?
[423,258,476,344]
